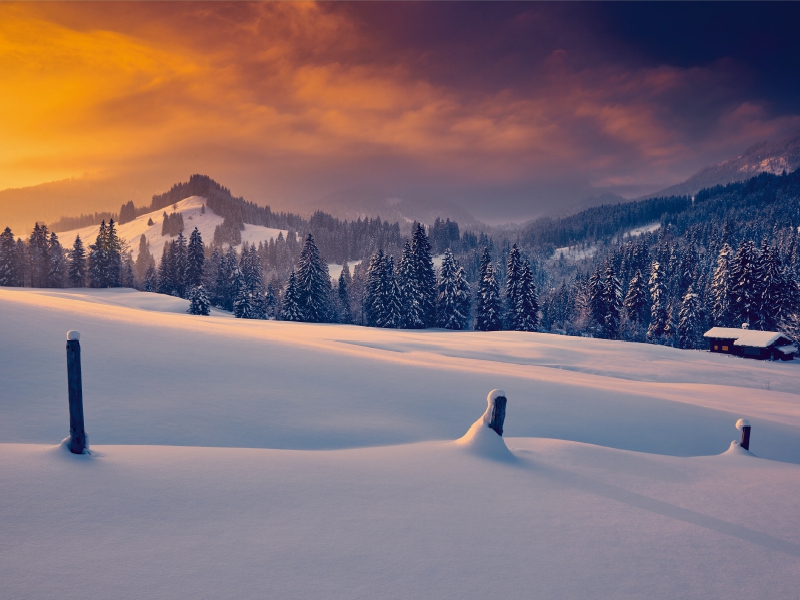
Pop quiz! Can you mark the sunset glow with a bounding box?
[2,2,800,220]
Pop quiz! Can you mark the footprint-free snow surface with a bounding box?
[2,287,799,598]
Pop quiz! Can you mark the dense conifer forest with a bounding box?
[2,170,799,349]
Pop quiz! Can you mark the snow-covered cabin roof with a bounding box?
[703,327,787,348]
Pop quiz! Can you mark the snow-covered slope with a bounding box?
[55,196,287,258]
[1,287,799,598]
[643,130,800,199]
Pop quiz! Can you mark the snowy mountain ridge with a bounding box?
[55,196,287,259]
[643,130,800,199]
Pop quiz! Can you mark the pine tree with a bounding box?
[237,243,266,319]
[647,261,669,342]
[187,284,211,315]
[436,249,470,330]
[515,260,539,332]
[104,219,123,287]
[296,233,331,323]
[88,221,108,288]
[0,227,16,286]
[134,234,154,282]
[600,265,621,339]
[265,281,277,318]
[757,243,787,330]
[710,243,733,326]
[678,286,705,349]
[379,256,402,328]
[587,266,605,336]
[144,264,157,292]
[623,269,648,326]
[505,244,524,329]
[173,231,188,298]
[28,223,50,288]
[397,240,424,329]
[409,223,437,327]
[730,240,759,327]
[46,232,66,288]
[474,248,502,331]
[337,262,352,324]
[279,270,304,321]
[186,227,205,289]
[365,248,386,327]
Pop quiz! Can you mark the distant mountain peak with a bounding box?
[643,130,800,199]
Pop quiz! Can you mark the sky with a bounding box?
[2,1,800,223]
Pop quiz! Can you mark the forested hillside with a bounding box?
[3,170,799,350]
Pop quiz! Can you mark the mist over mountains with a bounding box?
[642,130,800,200]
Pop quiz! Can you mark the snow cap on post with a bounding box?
[485,389,507,437]
[736,418,752,451]
[67,330,80,341]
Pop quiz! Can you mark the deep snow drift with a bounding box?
[1,287,799,598]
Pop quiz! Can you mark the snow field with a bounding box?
[1,287,800,597]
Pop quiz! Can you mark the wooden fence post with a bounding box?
[487,389,507,437]
[66,331,86,454]
[736,418,751,451]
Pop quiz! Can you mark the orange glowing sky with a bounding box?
[2,2,800,221]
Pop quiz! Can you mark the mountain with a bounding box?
[295,189,485,231]
[55,195,287,260]
[643,130,800,200]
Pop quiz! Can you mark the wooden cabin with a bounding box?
[704,326,796,361]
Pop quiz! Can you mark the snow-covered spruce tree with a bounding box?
[380,256,402,328]
[586,266,605,336]
[730,240,759,327]
[337,262,352,324]
[265,282,277,319]
[623,269,648,327]
[436,249,470,330]
[172,231,188,298]
[28,223,50,288]
[365,249,386,327]
[232,266,251,319]
[0,227,17,286]
[678,285,705,349]
[710,243,733,327]
[757,243,791,330]
[105,219,123,288]
[120,253,135,288]
[134,234,154,282]
[474,247,502,331]
[296,233,332,323]
[188,285,211,316]
[647,261,669,343]
[505,244,524,330]
[144,264,157,292]
[88,221,108,288]
[514,260,539,332]
[238,243,267,319]
[186,227,205,289]
[47,232,66,288]
[600,265,621,339]
[397,241,422,329]
[408,223,437,327]
[157,241,173,295]
[279,270,304,321]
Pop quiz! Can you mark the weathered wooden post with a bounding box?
[487,389,507,436]
[66,330,87,454]
[736,418,751,451]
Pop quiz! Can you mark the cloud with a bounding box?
[1,2,798,219]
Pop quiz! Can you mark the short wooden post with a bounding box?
[66,331,86,454]
[736,418,751,451]
[487,389,507,437]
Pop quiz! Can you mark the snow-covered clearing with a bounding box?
[625,221,661,237]
[2,287,799,598]
[550,223,660,261]
[55,196,287,256]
